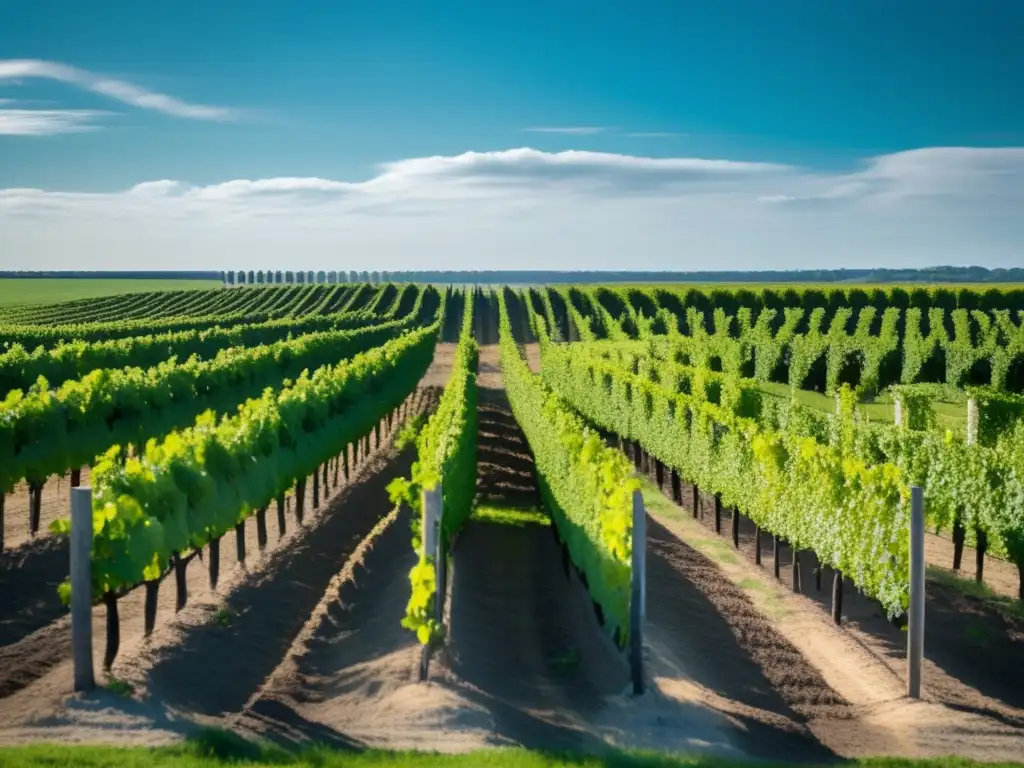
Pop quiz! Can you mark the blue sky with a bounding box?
[1,0,1022,271]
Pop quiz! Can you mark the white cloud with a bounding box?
[760,147,1024,209]
[1,147,1022,271]
[0,59,238,121]
[524,126,608,135]
[0,108,109,135]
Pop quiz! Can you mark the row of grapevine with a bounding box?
[56,324,437,665]
[571,331,1024,598]
[597,284,1024,322]
[0,317,428,539]
[0,311,274,349]
[388,289,478,644]
[498,291,638,645]
[0,286,433,395]
[538,332,912,617]
[0,284,406,350]
[834,396,1024,596]
[548,289,1024,394]
[0,283,399,328]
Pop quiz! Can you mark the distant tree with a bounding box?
[285,270,294,283]
[237,270,246,284]
[359,271,370,282]
[247,270,255,284]
[338,271,348,283]
[349,271,358,283]
[316,270,326,284]
[297,271,306,284]
[307,270,315,284]
[381,271,389,283]
[370,271,380,283]
[226,271,235,285]
[275,270,283,283]
[256,271,265,284]
[328,270,338,284]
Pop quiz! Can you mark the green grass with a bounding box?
[0,279,222,308]
[471,503,550,527]
[757,382,967,428]
[104,677,135,698]
[1,735,1021,768]
[212,605,238,627]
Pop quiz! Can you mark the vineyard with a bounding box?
[0,281,1022,762]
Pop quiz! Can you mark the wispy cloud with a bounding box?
[0,59,239,121]
[524,126,608,135]
[0,108,109,136]
[2,147,1022,271]
[759,147,1024,208]
[626,131,682,138]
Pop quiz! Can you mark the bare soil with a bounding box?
[634,458,1024,761]
[0,346,453,744]
[430,345,745,757]
[924,530,1021,602]
[2,466,93,552]
[3,341,1021,762]
[241,505,499,753]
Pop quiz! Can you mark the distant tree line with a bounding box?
[224,267,1024,285]
[225,270,383,285]
[5,266,1023,285]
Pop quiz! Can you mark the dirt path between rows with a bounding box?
[639,480,1024,762]
[0,346,455,746]
[429,344,746,757]
[528,341,1024,762]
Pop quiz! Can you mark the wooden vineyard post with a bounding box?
[70,487,95,692]
[295,478,306,524]
[731,507,740,548]
[144,580,159,636]
[28,483,43,536]
[908,485,925,699]
[173,554,188,611]
[0,493,5,550]
[103,592,120,671]
[256,506,268,550]
[713,495,722,535]
[419,485,444,682]
[692,485,700,519]
[630,488,646,696]
[235,522,246,563]
[276,493,287,537]
[209,536,221,589]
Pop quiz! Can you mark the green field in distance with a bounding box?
[0,279,223,308]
